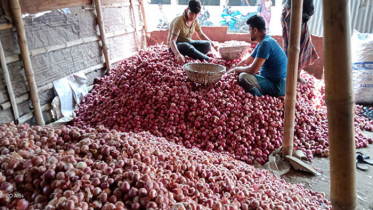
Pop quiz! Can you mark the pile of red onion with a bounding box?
[0,122,331,209]
[73,45,373,164]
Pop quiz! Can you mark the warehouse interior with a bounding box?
[0,0,373,209]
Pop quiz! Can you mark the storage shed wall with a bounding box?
[0,0,144,124]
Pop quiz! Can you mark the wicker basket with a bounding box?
[183,63,226,86]
[219,44,251,60]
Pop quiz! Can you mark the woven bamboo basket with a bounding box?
[219,44,251,60]
[183,63,226,86]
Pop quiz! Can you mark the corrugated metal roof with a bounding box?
[308,0,373,37]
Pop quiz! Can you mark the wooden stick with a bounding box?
[138,0,148,48]
[94,0,112,73]
[5,29,134,64]
[18,103,52,123]
[10,0,45,126]
[1,52,137,111]
[83,2,139,10]
[323,0,356,209]
[0,23,14,30]
[129,0,140,51]
[0,40,19,124]
[282,0,303,157]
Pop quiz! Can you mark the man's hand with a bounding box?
[176,54,185,63]
[228,66,245,74]
[211,41,219,50]
[208,57,218,63]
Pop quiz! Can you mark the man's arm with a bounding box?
[196,30,218,48]
[229,57,266,74]
[237,55,254,67]
[170,34,185,63]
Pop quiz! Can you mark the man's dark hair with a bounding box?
[246,15,266,32]
[188,0,202,14]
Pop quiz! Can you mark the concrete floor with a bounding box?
[282,131,373,210]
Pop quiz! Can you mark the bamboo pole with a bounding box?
[19,103,52,123]
[94,0,112,72]
[0,41,19,124]
[10,0,45,126]
[282,0,303,157]
[138,0,148,48]
[129,0,140,51]
[323,0,356,209]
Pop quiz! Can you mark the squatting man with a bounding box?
[167,0,218,63]
[228,15,288,97]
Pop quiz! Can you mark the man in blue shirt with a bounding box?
[229,15,288,97]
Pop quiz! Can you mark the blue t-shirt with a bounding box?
[251,35,287,81]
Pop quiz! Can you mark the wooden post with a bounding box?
[0,41,19,124]
[138,0,148,48]
[10,0,45,126]
[94,0,112,72]
[129,0,140,51]
[323,0,356,209]
[282,0,303,157]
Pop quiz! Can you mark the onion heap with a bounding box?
[0,122,331,209]
[73,45,373,164]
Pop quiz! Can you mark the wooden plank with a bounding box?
[0,40,19,123]
[0,23,14,30]
[1,50,137,111]
[18,0,91,14]
[94,0,111,72]
[2,0,132,15]
[101,0,129,6]
[4,29,134,65]
[7,0,131,14]
[83,2,136,10]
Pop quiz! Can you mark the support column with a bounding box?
[323,0,356,209]
[10,0,45,126]
[282,0,303,157]
[94,0,112,73]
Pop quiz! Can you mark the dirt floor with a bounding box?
[282,131,373,210]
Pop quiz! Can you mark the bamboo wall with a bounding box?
[0,0,146,124]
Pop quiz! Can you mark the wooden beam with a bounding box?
[9,52,136,124]
[282,0,303,157]
[100,0,129,5]
[0,40,19,124]
[5,29,135,64]
[2,0,130,15]
[94,0,112,72]
[0,23,14,30]
[19,103,52,123]
[83,2,137,10]
[323,0,356,209]
[10,0,45,126]
[1,52,137,111]
[16,0,91,14]
[138,0,148,48]
[129,0,140,51]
